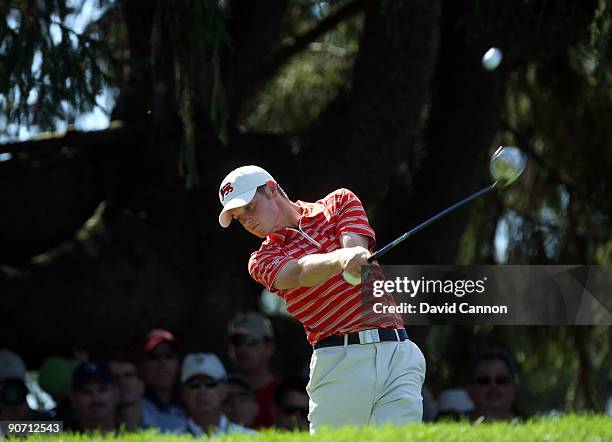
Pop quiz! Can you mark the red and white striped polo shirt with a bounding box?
[248,188,403,345]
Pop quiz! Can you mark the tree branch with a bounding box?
[500,120,612,215]
[0,122,130,155]
[254,0,365,93]
[300,0,441,204]
[227,0,290,109]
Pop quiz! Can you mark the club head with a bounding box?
[489,146,527,187]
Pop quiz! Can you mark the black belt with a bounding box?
[314,328,408,349]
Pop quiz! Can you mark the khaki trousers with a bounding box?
[307,337,426,433]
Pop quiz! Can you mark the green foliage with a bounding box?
[239,2,362,134]
[179,0,231,144]
[588,0,612,85]
[0,0,117,136]
[165,0,231,186]
[451,0,612,266]
[240,11,361,134]
[239,47,354,134]
[23,415,612,442]
[498,44,612,264]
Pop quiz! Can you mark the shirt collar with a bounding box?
[267,200,323,243]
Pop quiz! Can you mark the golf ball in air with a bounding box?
[482,47,503,71]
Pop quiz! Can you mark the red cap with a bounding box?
[143,329,177,353]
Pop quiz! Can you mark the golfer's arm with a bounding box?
[272,233,371,290]
[339,232,370,249]
[273,252,344,290]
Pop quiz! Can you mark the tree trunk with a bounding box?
[375,0,508,265]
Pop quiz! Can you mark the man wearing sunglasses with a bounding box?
[227,312,280,428]
[218,166,426,433]
[179,353,254,436]
[466,348,519,422]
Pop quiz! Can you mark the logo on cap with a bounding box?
[219,183,234,201]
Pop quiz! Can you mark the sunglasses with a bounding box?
[281,405,309,419]
[186,380,220,390]
[475,375,512,386]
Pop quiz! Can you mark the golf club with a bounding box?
[342,146,527,285]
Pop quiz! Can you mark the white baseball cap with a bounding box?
[0,349,26,381]
[181,353,227,383]
[218,165,275,228]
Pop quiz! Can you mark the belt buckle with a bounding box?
[358,329,380,344]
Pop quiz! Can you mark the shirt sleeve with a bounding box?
[334,188,376,250]
[248,247,293,293]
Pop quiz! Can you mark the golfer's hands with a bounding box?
[273,244,372,290]
[339,246,371,279]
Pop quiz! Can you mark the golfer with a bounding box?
[218,165,425,432]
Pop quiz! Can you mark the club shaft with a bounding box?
[368,182,497,263]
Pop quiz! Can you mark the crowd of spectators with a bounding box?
[0,312,313,436]
[1,312,551,435]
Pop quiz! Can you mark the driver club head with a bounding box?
[489,146,527,187]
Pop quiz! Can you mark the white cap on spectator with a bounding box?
[437,388,474,413]
[0,349,26,381]
[181,353,227,383]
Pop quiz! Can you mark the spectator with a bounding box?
[0,350,50,422]
[273,376,309,431]
[0,379,52,422]
[108,352,145,431]
[140,328,185,419]
[179,353,254,436]
[435,388,474,421]
[108,351,184,432]
[466,348,519,422]
[67,361,118,433]
[223,374,259,428]
[228,312,280,428]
